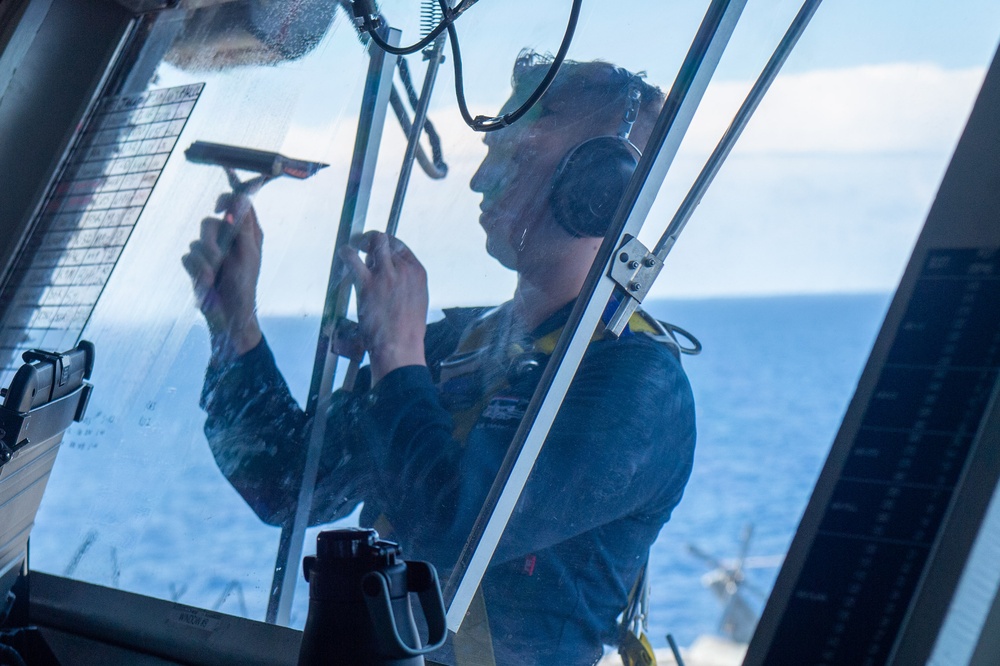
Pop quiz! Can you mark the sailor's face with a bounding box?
[469,102,576,270]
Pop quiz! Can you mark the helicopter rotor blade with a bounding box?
[687,542,727,571]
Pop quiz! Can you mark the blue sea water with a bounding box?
[31,292,891,650]
[640,293,891,647]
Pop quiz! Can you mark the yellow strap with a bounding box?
[456,306,660,356]
[444,307,662,441]
[619,630,658,666]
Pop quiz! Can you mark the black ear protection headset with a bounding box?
[549,78,643,238]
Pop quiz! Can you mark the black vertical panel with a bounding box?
[753,249,1000,666]
[0,0,133,287]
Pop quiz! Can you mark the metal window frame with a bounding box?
[267,27,402,626]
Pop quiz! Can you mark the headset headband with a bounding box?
[617,79,642,143]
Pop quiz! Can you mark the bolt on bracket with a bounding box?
[605,235,664,337]
[609,234,662,302]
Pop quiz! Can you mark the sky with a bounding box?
[116,0,1000,318]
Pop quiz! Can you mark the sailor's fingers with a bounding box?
[387,236,423,271]
[181,242,217,302]
[227,194,259,228]
[200,209,261,264]
[367,231,394,273]
[350,231,419,270]
[380,233,419,264]
[218,222,239,254]
[339,246,371,289]
[215,192,232,215]
[197,217,225,262]
[347,231,392,272]
[228,203,263,258]
[349,230,381,256]
[377,233,425,281]
[181,243,210,283]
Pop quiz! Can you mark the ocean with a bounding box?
[29,292,891,650]
[641,293,891,647]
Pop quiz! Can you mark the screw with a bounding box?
[628,260,640,270]
[629,282,642,292]
[619,252,630,263]
[644,257,656,268]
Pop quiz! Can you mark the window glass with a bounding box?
[16,0,999,664]
[29,0,378,622]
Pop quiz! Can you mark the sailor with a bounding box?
[184,51,696,666]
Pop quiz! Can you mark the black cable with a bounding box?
[357,2,452,56]
[356,0,583,132]
[443,0,584,132]
[337,1,447,177]
[397,54,422,109]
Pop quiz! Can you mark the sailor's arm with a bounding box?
[181,193,263,360]
[185,198,368,526]
[200,340,308,525]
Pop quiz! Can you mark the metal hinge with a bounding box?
[606,235,663,336]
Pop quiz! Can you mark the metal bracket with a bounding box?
[607,235,662,326]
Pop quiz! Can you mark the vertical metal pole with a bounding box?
[442,0,750,632]
[385,34,447,237]
[655,0,822,258]
[266,28,401,626]
[605,0,824,334]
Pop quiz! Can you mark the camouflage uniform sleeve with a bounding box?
[200,339,367,526]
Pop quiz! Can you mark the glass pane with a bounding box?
[13,0,998,665]
[30,1,377,622]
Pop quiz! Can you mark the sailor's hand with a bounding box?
[340,231,428,385]
[182,193,263,356]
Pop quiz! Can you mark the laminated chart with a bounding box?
[0,84,203,386]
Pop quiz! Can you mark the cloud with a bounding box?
[684,63,986,155]
[252,62,989,311]
[646,152,947,299]
[282,62,987,165]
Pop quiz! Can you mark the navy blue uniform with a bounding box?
[201,303,696,665]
